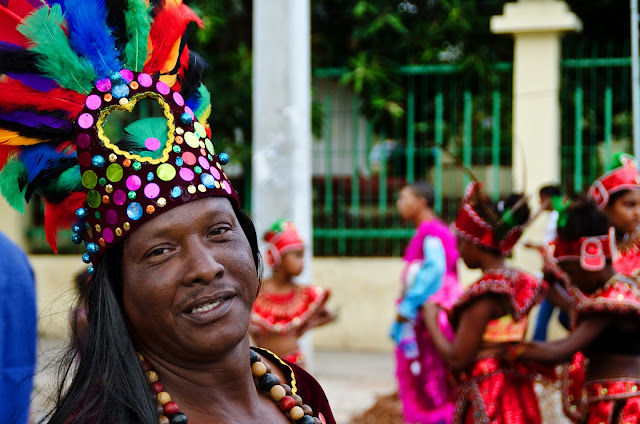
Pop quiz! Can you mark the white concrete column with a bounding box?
[0,197,27,249]
[252,0,314,362]
[491,0,581,270]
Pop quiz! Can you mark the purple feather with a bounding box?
[63,0,122,78]
[6,74,58,92]
[0,110,72,130]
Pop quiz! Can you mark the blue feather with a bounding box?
[63,0,122,78]
[46,0,67,14]
[19,143,71,183]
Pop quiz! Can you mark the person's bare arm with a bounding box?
[518,316,610,363]
[424,295,498,370]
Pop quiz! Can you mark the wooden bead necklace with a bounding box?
[138,349,324,424]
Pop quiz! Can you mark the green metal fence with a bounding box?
[312,63,514,256]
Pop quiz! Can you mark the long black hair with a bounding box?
[43,203,261,424]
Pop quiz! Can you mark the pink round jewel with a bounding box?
[145,137,161,151]
[137,73,153,87]
[103,228,114,244]
[182,152,196,166]
[113,190,126,206]
[184,106,195,119]
[211,167,220,180]
[224,181,232,194]
[156,81,170,95]
[144,183,160,199]
[179,168,194,182]
[77,133,91,149]
[173,92,184,106]
[198,156,210,170]
[126,175,142,191]
[96,78,112,92]
[78,113,94,129]
[120,69,134,83]
[86,94,102,110]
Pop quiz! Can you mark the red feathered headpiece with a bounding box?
[263,219,304,268]
[589,154,640,209]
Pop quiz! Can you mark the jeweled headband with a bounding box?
[452,181,524,255]
[0,0,236,269]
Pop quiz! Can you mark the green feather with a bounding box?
[122,117,168,159]
[123,0,152,72]
[194,84,211,119]
[18,4,97,94]
[0,159,28,213]
[38,166,82,197]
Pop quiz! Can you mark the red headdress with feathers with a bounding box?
[0,0,235,271]
[588,154,640,209]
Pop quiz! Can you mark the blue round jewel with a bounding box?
[72,223,82,233]
[180,112,192,124]
[109,71,123,83]
[86,242,99,254]
[175,157,184,167]
[71,234,83,244]
[76,208,88,220]
[92,155,106,168]
[88,266,95,275]
[218,152,229,165]
[201,173,215,189]
[82,253,91,263]
[171,186,182,198]
[147,172,154,181]
[127,202,143,221]
[112,83,130,99]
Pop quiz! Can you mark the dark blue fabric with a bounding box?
[533,298,570,341]
[0,232,36,424]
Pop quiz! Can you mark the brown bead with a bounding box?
[251,361,267,377]
[290,406,304,421]
[272,374,281,385]
[281,384,292,396]
[302,404,313,416]
[292,394,303,406]
[270,385,286,401]
[157,391,171,405]
[158,415,170,424]
[156,405,165,416]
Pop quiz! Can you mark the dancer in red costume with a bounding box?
[515,197,640,424]
[424,182,547,424]
[250,219,334,368]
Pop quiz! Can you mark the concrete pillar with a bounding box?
[491,0,581,270]
[0,197,27,249]
[252,1,314,361]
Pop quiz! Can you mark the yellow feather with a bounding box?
[198,104,212,126]
[0,129,50,146]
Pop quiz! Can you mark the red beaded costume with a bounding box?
[449,269,548,424]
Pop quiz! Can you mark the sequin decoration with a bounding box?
[87,190,101,208]
[78,113,94,129]
[106,209,118,225]
[184,132,199,149]
[96,78,112,92]
[123,222,131,231]
[175,157,184,166]
[113,190,126,205]
[173,145,181,153]
[92,155,105,168]
[179,168,194,182]
[145,137,161,151]
[86,94,102,110]
[187,185,196,194]
[198,184,206,192]
[157,198,167,207]
[77,133,91,149]
[211,167,221,180]
[201,173,215,189]
[182,152,196,165]
[128,191,136,200]
[171,187,182,198]
[112,84,130,99]
[205,139,215,155]
[126,175,142,191]
[173,92,184,106]
[103,228,115,244]
[194,122,206,138]
[157,164,176,181]
[144,183,160,199]
[156,81,170,95]
[120,69,134,83]
[106,164,124,182]
[138,73,152,87]
[147,172,154,181]
[82,171,98,189]
[127,202,143,221]
[198,156,210,170]
[146,205,156,214]
[176,127,185,135]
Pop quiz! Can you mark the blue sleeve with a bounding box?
[397,236,446,320]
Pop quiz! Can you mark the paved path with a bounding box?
[32,338,396,424]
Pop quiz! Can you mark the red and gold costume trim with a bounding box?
[453,357,546,424]
[569,274,640,325]
[450,269,547,327]
[584,379,640,424]
[588,154,640,209]
[250,285,330,334]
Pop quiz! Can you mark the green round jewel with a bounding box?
[205,139,215,155]
[132,161,142,171]
[128,191,136,200]
[173,145,181,153]
[82,170,98,189]
[94,211,101,219]
[99,177,107,186]
[194,166,202,174]
[157,163,176,181]
[184,132,200,149]
[106,163,123,182]
[86,190,101,208]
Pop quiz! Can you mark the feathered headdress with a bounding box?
[0,0,235,269]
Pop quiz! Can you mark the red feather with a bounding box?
[44,192,85,253]
[143,1,203,75]
[4,0,36,19]
[0,78,85,118]
[0,146,17,169]
[0,4,29,47]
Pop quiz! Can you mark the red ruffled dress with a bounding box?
[250,285,330,366]
[449,269,548,424]
[562,274,640,423]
